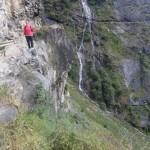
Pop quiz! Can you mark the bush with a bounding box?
[31,84,52,118]
[101,80,115,106]
[99,102,107,110]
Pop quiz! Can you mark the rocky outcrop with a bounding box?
[114,0,150,21]
[113,0,150,106]
[0,105,17,124]
[0,0,73,123]
[121,59,141,88]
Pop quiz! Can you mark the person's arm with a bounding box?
[31,26,34,32]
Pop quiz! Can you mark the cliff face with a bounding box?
[0,1,150,149]
[0,0,73,123]
[114,0,150,21]
[0,0,149,128]
[43,0,150,128]
[114,0,150,105]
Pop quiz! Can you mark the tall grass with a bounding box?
[0,83,149,150]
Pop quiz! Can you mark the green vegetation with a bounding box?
[0,46,5,51]
[94,5,115,21]
[140,53,150,77]
[0,86,12,104]
[0,82,149,149]
[46,0,150,133]
[68,56,79,84]
[0,86,7,96]
[31,84,52,118]
[59,0,150,131]
[68,82,150,150]
[84,60,123,107]
[43,0,78,23]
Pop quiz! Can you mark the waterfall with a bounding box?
[77,24,87,91]
[81,0,95,60]
[77,0,94,91]
[81,0,92,23]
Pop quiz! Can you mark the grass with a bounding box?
[68,80,150,150]
[0,82,149,149]
[94,4,115,21]
[0,86,19,106]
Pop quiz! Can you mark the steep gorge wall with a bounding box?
[114,0,150,105]
[114,0,150,21]
[45,0,150,128]
[0,0,73,123]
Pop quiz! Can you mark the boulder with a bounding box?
[0,105,17,124]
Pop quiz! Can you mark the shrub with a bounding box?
[101,80,115,106]
[31,84,52,119]
[99,102,107,110]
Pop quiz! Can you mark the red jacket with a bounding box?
[24,25,34,36]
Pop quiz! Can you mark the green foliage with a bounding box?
[34,29,45,40]
[93,2,115,20]
[43,0,76,23]
[143,124,150,133]
[85,61,123,107]
[110,71,123,99]
[83,31,91,42]
[103,54,114,69]
[0,46,5,51]
[31,84,52,119]
[88,0,101,6]
[99,24,123,54]
[44,0,149,134]
[0,86,7,96]
[0,82,149,149]
[65,25,75,40]
[0,86,10,103]
[68,56,79,84]
[99,102,107,111]
[101,80,115,106]
[132,88,146,101]
[69,83,150,150]
[140,53,150,77]
[120,105,150,128]
[88,67,100,81]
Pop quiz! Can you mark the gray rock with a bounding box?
[114,0,150,21]
[0,62,11,78]
[143,46,150,55]
[31,49,37,56]
[122,59,140,88]
[0,0,73,115]
[0,105,17,124]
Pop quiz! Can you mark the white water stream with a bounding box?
[77,0,94,91]
[81,0,92,23]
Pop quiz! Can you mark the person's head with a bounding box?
[25,20,29,25]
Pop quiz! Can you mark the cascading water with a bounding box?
[77,24,87,91]
[81,0,92,23]
[77,0,95,91]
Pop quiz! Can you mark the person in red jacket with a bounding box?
[24,20,34,49]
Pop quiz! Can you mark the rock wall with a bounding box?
[0,0,73,123]
[114,0,150,21]
[113,0,150,105]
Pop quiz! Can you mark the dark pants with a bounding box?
[25,36,34,48]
